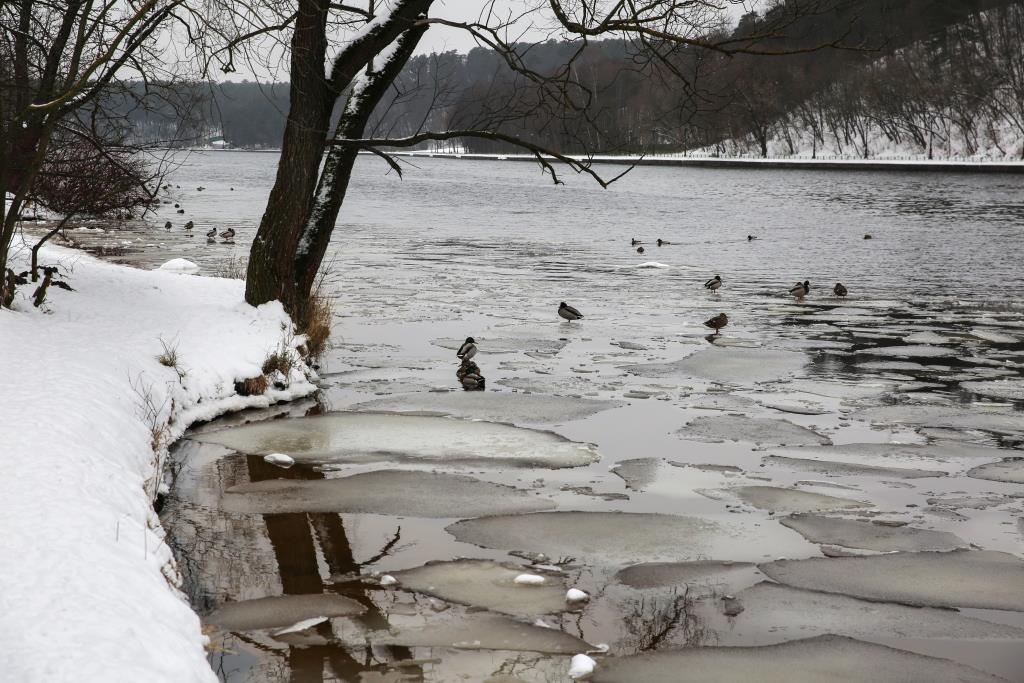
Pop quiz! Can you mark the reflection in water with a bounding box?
[619,588,717,653]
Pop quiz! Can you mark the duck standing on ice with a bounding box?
[219,228,236,241]
[457,337,477,361]
[559,302,583,322]
[833,282,848,297]
[703,312,728,335]
[704,274,722,292]
[790,280,810,299]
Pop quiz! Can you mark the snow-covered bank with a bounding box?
[0,242,318,682]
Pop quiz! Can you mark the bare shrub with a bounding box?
[215,255,247,279]
[261,348,294,376]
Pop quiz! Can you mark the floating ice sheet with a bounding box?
[625,347,807,384]
[774,441,1013,463]
[733,582,1024,639]
[853,405,1024,436]
[760,550,1024,611]
[763,455,947,479]
[779,514,966,552]
[391,559,569,616]
[222,470,556,517]
[192,412,600,468]
[335,612,591,654]
[589,635,1003,683]
[681,415,830,446]
[205,594,365,631]
[858,345,958,358]
[432,337,568,355]
[351,392,621,424]
[610,458,661,490]
[615,560,757,589]
[960,378,1024,401]
[447,511,719,565]
[711,486,871,513]
[966,458,1024,484]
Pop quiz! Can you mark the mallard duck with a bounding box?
[704,275,722,291]
[558,302,583,321]
[456,358,485,390]
[176,208,184,214]
[631,238,642,246]
[219,228,236,240]
[457,337,477,360]
[790,280,810,298]
[657,238,670,246]
[184,221,194,231]
[863,234,873,240]
[637,246,645,254]
[205,227,217,238]
[164,221,172,230]
[747,235,758,241]
[703,312,728,334]
[833,282,848,297]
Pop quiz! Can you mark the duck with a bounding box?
[864,234,873,239]
[637,246,645,254]
[457,337,477,361]
[657,238,670,246]
[833,282,848,297]
[747,235,758,241]
[790,280,811,299]
[558,302,583,322]
[176,209,184,214]
[703,313,728,335]
[184,221,194,231]
[704,274,722,292]
[174,203,180,208]
[219,228,236,240]
[456,358,485,390]
[631,238,642,246]
[205,227,217,239]
[164,221,172,230]
[196,186,206,191]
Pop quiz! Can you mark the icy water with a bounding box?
[54,152,1024,681]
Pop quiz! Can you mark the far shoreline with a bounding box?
[183,147,1024,174]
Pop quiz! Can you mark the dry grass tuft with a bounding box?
[261,348,294,376]
[215,255,247,280]
[156,339,179,368]
[298,291,333,362]
[234,375,268,396]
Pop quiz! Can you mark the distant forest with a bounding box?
[128,0,1024,158]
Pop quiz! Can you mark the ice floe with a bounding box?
[707,486,872,513]
[447,511,720,565]
[625,347,807,384]
[760,550,1024,611]
[391,559,568,616]
[351,391,621,424]
[204,594,365,631]
[762,454,947,479]
[960,378,1024,401]
[966,458,1024,484]
[221,470,555,517]
[193,412,600,468]
[681,415,830,446]
[615,560,758,590]
[589,635,1003,682]
[778,514,967,552]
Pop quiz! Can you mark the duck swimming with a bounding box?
[747,235,758,241]
[631,238,642,246]
[657,238,670,246]
[833,282,848,297]
[703,312,728,335]
[790,280,811,298]
[704,275,722,292]
[559,302,583,322]
[457,337,477,361]
[637,246,645,254]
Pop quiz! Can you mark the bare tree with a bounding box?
[0,0,187,302]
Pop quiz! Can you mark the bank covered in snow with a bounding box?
[0,242,317,681]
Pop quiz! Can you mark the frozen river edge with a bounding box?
[0,242,318,682]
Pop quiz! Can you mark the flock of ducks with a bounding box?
[162,220,235,243]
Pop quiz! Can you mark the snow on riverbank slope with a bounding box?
[0,243,317,681]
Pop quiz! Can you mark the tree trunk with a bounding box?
[244,0,332,312]
[293,27,426,309]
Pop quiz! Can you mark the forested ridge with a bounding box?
[133,0,1024,159]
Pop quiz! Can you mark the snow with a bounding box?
[272,616,328,636]
[513,573,547,585]
[157,258,199,272]
[379,574,399,586]
[262,452,295,468]
[568,653,597,679]
[0,241,317,682]
[565,588,590,602]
